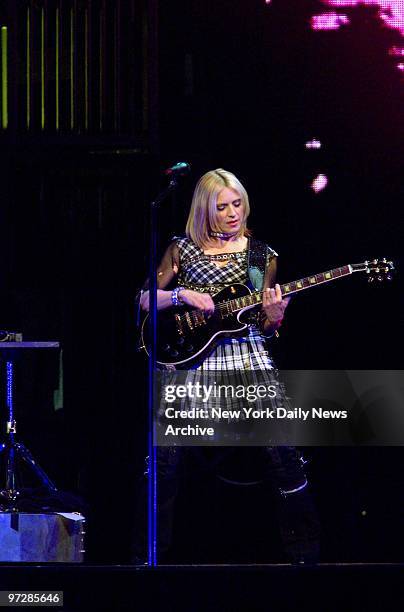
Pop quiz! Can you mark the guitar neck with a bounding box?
[228,264,353,313]
[278,264,353,298]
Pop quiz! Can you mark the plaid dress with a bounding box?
[172,237,287,422]
[176,237,274,372]
[155,237,289,444]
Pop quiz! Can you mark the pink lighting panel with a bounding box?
[312,12,350,29]
[317,1,404,36]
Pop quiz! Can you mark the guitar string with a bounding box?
[170,265,389,335]
[176,268,354,324]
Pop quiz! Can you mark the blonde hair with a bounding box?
[185,168,251,248]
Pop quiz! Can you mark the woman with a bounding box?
[138,168,320,563]
[141,168,285,343]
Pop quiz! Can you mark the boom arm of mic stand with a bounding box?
[151,177,178,208]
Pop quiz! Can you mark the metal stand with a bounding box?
[148,177,180,566]
[0,342,60,509]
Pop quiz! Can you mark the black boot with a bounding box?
[277,486,321,565]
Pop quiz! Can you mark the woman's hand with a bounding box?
[140,290,150,311]
[178,289,215,316]
[262,284,290,325]
[140,289,215,313]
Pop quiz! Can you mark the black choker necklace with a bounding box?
[209,230,238,239]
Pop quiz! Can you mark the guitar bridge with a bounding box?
[192,311,206,327]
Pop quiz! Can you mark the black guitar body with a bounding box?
[140,257,393,368]
[141,284,254,368]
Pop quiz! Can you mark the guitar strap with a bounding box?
[247,238,278,291]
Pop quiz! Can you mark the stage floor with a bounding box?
[0,563,402,611]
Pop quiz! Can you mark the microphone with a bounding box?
[164,162,191,176]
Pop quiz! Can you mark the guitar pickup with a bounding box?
[185,311,194,330]
[175,313,184,336]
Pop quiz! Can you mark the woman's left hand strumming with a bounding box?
[262,284,290,326]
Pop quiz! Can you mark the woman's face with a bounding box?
[215,187,244,234]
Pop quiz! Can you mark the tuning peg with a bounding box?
[372,259,378,265]
[377,275,383,282]
[368,276,375,283]
[387,274,392,280]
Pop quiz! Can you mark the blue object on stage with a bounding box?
[0,512,85,562]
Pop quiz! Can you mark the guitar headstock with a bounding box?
[352,258,395,282]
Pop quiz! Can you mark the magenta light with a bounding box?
[398,61,404,68]
[389,45,404,55]
[320,1,404,36]
[312,12,350,30]
[311,174,329,193]
[305,138,322,149]
[327,0,363,5]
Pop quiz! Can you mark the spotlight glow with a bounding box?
[305,138,322,149]
[311,174,329,193]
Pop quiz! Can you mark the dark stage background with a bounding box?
[0,0,402,563]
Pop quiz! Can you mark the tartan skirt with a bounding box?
[156,326,289,437]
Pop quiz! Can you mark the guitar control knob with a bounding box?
[170,349,179,357]
[163,344,171,352]
[186,345,194,352]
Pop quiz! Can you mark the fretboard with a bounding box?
[225,264,353,314]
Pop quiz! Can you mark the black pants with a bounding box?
[134,445,320,563]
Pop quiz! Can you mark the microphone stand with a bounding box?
[147,176,179,567]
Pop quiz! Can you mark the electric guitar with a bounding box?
[140,258,394,368]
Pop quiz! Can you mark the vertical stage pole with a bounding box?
[148,177,179,566]
[148,199,158,567]
[5,361,16,497]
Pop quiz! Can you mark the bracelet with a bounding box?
[262,329,280,339]
[261,316,283,338]
[171,286,186,307]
